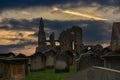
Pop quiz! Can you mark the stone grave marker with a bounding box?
[55,53,69,73]
[0,58,28,80]
[30,52,46,71]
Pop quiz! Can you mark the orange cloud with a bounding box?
[12,45,36,56]
[0,29,36,45]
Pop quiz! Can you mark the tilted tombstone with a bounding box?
[0,58,28,80]
[30,52,46,71]
[55,53,69,73]
[45,50,56,68]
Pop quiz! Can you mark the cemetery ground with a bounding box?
[27,66,75,80]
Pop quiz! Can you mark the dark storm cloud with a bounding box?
[0,18,38,31]
[0,18,112,44]
[0,0,120,9]
[42,19,112,45]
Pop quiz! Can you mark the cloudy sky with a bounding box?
[0,0,120,56]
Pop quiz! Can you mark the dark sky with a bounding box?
[0,0,119,55]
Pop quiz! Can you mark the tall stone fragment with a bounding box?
[50,32,55,48]
[111,22,120,51]
[36,18,46,52]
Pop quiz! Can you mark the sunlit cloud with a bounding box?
[12,45,36,56]
[101,43,110,48]
[0,5,120,21]
[45,27,57,34]
[53,7,108,21]
[0,29,36,45]
[21,11,31,16]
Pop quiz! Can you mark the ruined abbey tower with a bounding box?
[36,18,47,52]
[59,26,83,53]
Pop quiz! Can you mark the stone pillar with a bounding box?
[50,32,55,48]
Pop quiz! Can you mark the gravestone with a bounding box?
[0,58,28,80]
[30,52,46,71]
[0,52,16,78]
[45,50,56,68]
[15,53,28,74]
[55,53,69,73]
[75,51,103,71]
[102,51,120,70]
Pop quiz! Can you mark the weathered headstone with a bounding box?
[55,53,69,73]
[30,52,46,71]
[0,52,16,78]
[15,53,28,75]
[75,51,103,71]
[45,50,56,68]
[0,58,28,80]
[102,51,120,70]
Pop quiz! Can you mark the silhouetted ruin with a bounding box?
[59,26,83,53]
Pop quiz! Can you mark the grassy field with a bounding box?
[27,66,76,80]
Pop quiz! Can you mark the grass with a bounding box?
[27,66,76,80]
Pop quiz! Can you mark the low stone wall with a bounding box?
[63,66,120,80]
